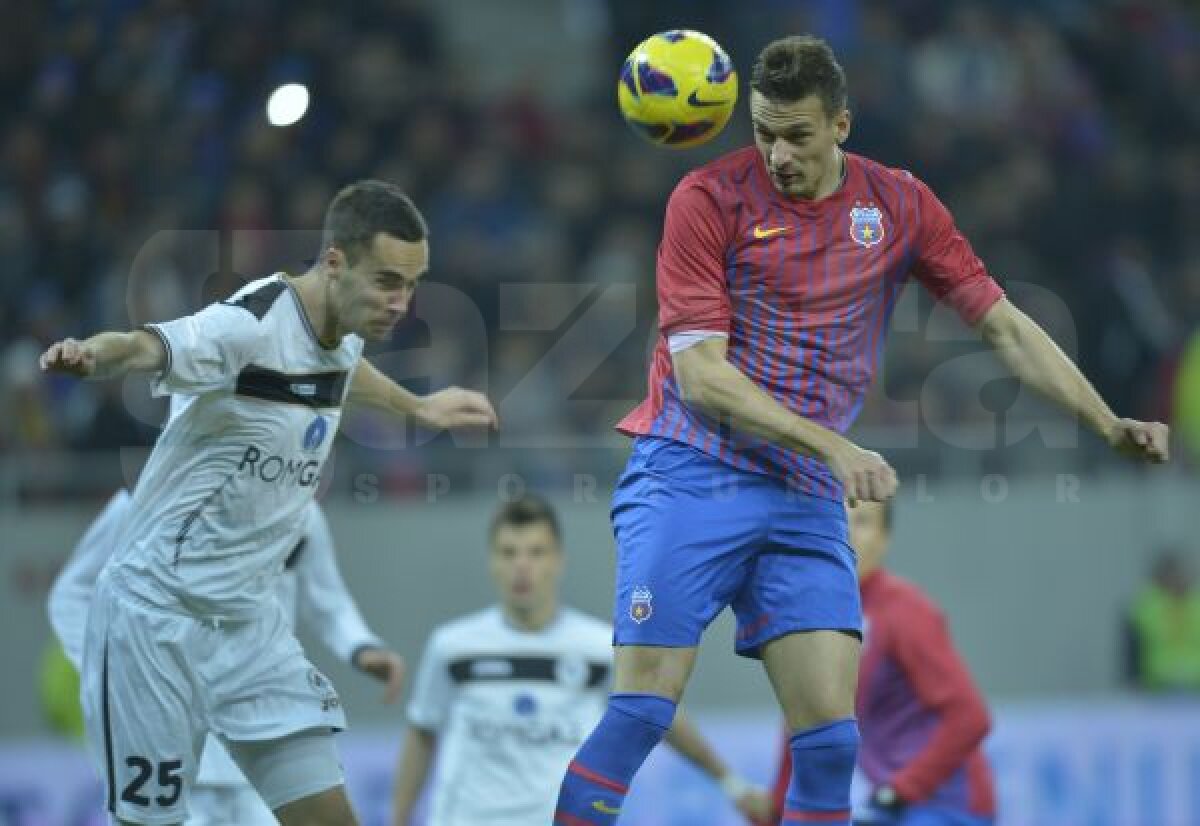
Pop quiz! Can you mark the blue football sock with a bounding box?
[553,692,676,825]
[782,717,859,824]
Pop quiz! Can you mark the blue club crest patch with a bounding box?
[850,206,885,247]
[303,415,328,452]
[630,585,653,624]
[513,692,538,716]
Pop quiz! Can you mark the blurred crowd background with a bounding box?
[1,0,1199,500]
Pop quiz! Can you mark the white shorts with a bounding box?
[81,573,346,825]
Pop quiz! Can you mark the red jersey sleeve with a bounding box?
[656,178,732,338]
[888,591,992,803]
[910,175,1004,326]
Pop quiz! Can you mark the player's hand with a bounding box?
[731,785,774,823]
[414,387,499,432]
[867,785,906,815]
[353,646,405,704]
[1106,418,1169,463]
[39,338,97,377]
[825,442,898,506]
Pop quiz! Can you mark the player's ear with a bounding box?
[835,108,852,144]
[323,246,347,279]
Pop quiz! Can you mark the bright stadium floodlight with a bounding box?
[266,83,310,127]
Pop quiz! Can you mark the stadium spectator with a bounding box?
[1125,550,1200,693]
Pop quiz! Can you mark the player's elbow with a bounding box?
[127,330,167,372]
[964,697,992,744]
[672,348,724,411]
[675,364,713,408]
[976,298,1024,351]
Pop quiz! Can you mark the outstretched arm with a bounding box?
[977,298,1169,462]
[39,331,165,380]
[348,357,499,432]
[664,709,774,823]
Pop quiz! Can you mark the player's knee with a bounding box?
[613,646,695,700]
[778,670,856,729]
[784,686,855,730]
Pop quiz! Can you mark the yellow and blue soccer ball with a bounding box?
[618,30,738,149]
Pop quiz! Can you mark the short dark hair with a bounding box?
[320,179,428,264]
[751,35,847,116]
[490,493,562,544]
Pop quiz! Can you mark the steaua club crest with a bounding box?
[849,206,885,248]
[630,585,653,624]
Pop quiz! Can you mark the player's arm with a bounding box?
[392,631,451,825]
[907,173,1168,463]
[293,506,404,703]
[391,725,436,826]
[882,597,991,806]
[977,298,1168,461]
[347,357,499,432]
[674,340,895,503]
[659,180,894,503]
[47,490,133,668]
[39,331,165,380]
[663,710,774,823]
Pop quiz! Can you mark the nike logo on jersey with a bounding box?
[687,90,730,108]
[752,225,789,240]
[592,800,621,815]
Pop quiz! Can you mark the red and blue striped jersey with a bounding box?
[617,147,1004,497]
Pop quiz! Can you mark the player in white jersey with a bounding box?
[390,495,774,826]
[39,180,498,826]
[49,489,404,825]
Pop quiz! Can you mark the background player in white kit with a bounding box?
[390,494,773,826]
[39,180,498,826]
[49,488,404,825]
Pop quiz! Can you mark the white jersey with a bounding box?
[407,606,613,826]
[49,489,382,786]
[107,274,362,618]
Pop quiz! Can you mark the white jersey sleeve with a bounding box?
[47,490,133,669]
[292,504,384,664]
[144,300,265,397]
[407,630,453,732]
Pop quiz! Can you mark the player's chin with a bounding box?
[361,321,397,341]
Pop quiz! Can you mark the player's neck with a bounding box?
[813,147,847,200]
[291,269,344,348]
[503,601,559,632]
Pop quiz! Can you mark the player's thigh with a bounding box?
[762,629,860,729]
[613,644,699,701]
[611,437,769,648]
[273,785,357,826]
[223,728,349,822]
[82,584,205,825]
[185,784,276,826]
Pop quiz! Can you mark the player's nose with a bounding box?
[770,141,796,168]
[387,292,411,315]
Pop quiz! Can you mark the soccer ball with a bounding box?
[617,30,738,149]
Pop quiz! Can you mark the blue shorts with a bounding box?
[611,437,861,657]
